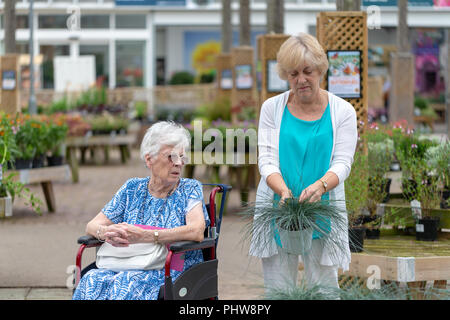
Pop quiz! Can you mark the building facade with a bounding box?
[0,0,449,94]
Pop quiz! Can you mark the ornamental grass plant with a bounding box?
[239,192,348,261]
[264,279,450,300]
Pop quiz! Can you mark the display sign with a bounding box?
[220,69,233,90]
[2,70,16,91]
[235,64,252,90]
[327,50,361,99]
[362,0,434,6]
[267,60,289,93]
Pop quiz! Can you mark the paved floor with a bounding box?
[0,149,267,300]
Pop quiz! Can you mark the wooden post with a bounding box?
[259,34,290,110]
[389,0,414,126]
[230,46,255,124]
[0,54,21,114]
[216,53,233,100]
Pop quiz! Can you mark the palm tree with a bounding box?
[239,0,250,46]
[336,0,361,11]
[266,0,284,34]
[4,0,17,53]
[221,0,232,53]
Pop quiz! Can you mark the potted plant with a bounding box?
[11,115,35,170]
[29,118,49,168]
[345,151,369,252]
[425,141,450,209]
[366,138,394,239]
[396,134,441,241]
[46,115,68,166]
[240,194,347,258]
[0,114,42,217]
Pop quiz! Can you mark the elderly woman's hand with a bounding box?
[298,181,324,203]
[120,223,147,244]
[103,223,130,247]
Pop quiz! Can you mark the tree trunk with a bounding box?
[336,0,361,11]
[267,0,284,34]
[4,0,17,54]
[221,0,232,53]
[397,0,410,52]
[239,0,250,46]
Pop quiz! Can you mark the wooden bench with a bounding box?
[10,165,71,213]
[66,134,135,183]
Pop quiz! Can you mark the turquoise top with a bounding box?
[274,103,333,240]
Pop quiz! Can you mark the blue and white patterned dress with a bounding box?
[73,177,209,300]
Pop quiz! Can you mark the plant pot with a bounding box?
[365,228,380,239]
[415,217,440,241]
[441,189,450,209]
[348,227,365,253]
[13,158,33,170]
[276,226,313,255]
[0,196,12,218]
[47,155,64,167]
[32,154,45,168]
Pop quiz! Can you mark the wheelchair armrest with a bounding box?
[77,235,103,246]
[168,237,215,253]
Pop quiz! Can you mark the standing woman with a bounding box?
[250,33,358,291]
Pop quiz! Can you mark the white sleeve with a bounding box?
[258,98,281,181]
[186,199,202,214]
[328,102,358,184]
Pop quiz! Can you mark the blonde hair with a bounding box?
[276,33,328,80]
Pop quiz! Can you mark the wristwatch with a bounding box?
[319,179,328,192]
[154,230,159,244]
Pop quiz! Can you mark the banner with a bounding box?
[115,0,185,6]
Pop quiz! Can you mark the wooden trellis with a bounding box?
[216,53,232,99]
[258,34,290,116]
[0,54,21,114]
[230,46,255,124]
[316,11,368,140]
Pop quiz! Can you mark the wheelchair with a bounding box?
[73,183,231,300]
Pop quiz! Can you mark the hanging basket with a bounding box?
[276,226,313,255]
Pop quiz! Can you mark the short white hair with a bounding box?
[140,121,191,161]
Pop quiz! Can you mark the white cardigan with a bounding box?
[249,90,358,272]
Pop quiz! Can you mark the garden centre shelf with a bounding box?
[65,134,135,183]
[10,165,71,213]
[340,236,450,299]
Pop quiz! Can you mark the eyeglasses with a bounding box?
[166,152,188,165]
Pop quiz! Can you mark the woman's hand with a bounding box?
[103,223,130,247]
[298,181,324,203]
[280,189,293,204]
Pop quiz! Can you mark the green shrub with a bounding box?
[169,71,195,85]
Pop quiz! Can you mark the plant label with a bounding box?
[416,224,424,233]
[410,200,422,219]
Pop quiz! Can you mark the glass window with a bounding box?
[39,15,68,29]
[81,15,109,28]
[40,45,70,88]
[116,15,146,29]
[80,45,110,87]
[0,14,29,29]
[116,41,145,87]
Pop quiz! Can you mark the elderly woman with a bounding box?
[73,121,208,300]
[250,33,357,291]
